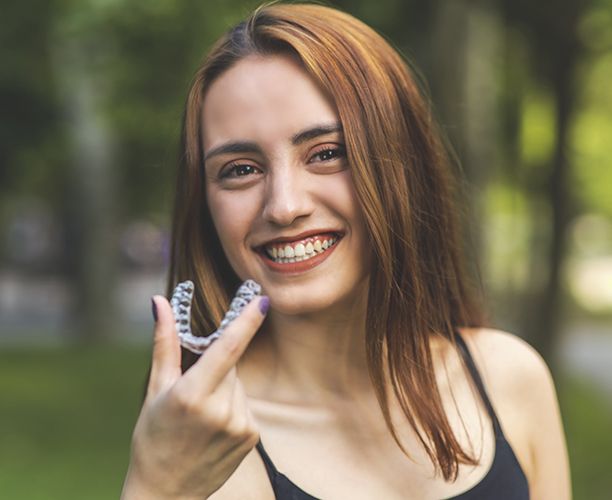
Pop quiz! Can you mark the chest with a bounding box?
[227,395,500,500]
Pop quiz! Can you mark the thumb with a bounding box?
[147,295,182,398]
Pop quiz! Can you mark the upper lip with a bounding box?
[255,229,343,248]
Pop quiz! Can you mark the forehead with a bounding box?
[201,54,339,148]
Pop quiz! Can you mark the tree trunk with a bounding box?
[526,52,577,368]
[52,15,117,343]
[431,0,502,306]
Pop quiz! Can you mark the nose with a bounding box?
[261,166,314,227]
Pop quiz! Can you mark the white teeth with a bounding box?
[294,243,305,257]
[265,235,339,264]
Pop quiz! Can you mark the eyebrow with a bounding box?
[203,123,343,162]
[203,141,262,163]
[291,123,343,145]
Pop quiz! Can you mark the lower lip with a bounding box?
[257,239,341,274]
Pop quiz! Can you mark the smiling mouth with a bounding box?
[258,233,342,264]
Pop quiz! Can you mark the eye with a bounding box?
[220,163,262,179]
[309,144,346,163]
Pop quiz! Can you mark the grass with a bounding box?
[0,345,150,500]
[559,376,612,500]
[0,344,610,499]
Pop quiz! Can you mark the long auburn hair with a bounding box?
[168,2,486,481]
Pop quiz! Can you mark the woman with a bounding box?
[121,3,570,499]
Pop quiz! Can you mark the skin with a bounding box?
[122,54,571,499]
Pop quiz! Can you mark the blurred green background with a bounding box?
[1,0,611,498]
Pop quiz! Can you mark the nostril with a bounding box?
[262,178,314,225]
[262,202,312,226]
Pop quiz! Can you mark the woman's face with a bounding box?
[202,54,370,315]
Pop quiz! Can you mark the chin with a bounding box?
[263,278,369,317]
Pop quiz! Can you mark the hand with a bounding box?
[121,293,269,500]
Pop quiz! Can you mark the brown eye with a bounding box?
[309,145,346,163]
[221,163,261,179]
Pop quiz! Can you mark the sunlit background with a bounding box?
[1,0,611,498]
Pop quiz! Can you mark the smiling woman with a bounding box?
[121,3,570,500]
[202,54,369,316]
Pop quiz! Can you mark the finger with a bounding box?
[212,366,238,398]
[183,295,269,392]
[147,295,182,397]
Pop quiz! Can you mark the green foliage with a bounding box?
[88,0,264,217]
[482,183,532,293]
[520,89,555,169]
[572,53,612,217]
[0,0,263,218]
[0,0,67,204]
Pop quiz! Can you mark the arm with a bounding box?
[519,342,571,500]
[465,329,572,500]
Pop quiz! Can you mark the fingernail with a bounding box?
[151,297,158,322]
[259,296,270,315]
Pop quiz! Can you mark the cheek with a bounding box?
[324,173,367,236]
[207,189,260,254]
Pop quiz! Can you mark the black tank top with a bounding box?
[255,333,530,499]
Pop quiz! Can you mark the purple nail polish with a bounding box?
[151,298,158,322]
[259,296,270,315]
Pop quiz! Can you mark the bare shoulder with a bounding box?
[458,327,551,391]
[457,327,558,435]
[456,327,555,443]
[458,327,572,500]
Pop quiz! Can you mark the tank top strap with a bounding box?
[255,439,279,483]
[454,332,504,439]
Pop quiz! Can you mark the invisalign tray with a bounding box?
[170,279,262,354]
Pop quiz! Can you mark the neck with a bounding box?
[240,284,373,404]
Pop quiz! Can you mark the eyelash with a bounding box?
[308,145,346,163]
[220,163,261,179]
[219,145,346,180]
